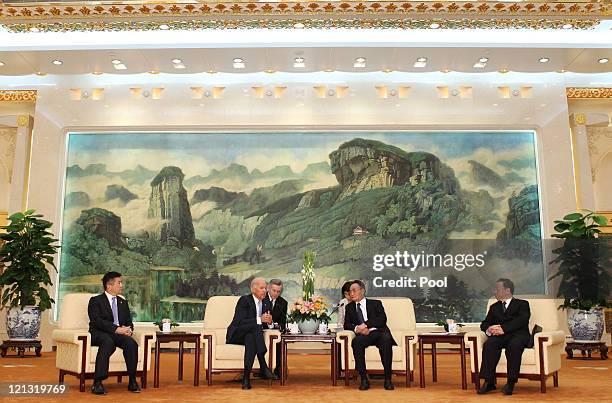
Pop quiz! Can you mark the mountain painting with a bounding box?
[58,131,545,323]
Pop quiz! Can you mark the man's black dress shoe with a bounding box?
[261,368,279,380]
[477,382,496,394]
[127,378,141,393]
[384,379,395,390]
[241,376,252,390]
[359,377,370,390]
[502,382,515,395]
[91,380,107,395]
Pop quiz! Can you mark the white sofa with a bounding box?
[335,297,419,387]
[200,295,281,385]
[464,297,565,393]
[52,293,156,392]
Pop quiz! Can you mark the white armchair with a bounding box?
[201,296,281,385]
[464,297,565,393]
[52,293,156,392]
[336,297,419,387]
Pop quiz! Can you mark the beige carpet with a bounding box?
[1,350,610,402]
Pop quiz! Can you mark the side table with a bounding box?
[0,340,42,357]
[418,332,467,389]
[280,333,337,386]
[565,341,608,360]
[154,331,201,387]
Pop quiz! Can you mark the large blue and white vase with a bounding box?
[567,308,604,342]
[297,318,320,335]
[6,306,41,340]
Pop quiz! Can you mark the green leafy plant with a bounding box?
[301,251,315,300]
[549,210,610,310]
[152,320,180,331]
[0,210,59,311]
[435,320,465,332]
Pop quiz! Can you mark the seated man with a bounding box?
[344,280,396,391]
[88,271,140,395]
[226,277,278,389]
[262,278,287,377]
[478,278,531,396]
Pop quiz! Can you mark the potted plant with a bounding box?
[0,210,59,340]
[549,210,610,341]
[288,295,331,335]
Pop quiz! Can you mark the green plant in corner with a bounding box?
[549,210,610,310]
[0,210,59,311]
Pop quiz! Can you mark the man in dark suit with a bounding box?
[344,280,396,391]
[226,277,278,389]
[88,271,140,395]
[478,278,531,396]
[262,278,287,377]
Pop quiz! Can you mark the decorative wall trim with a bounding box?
[0,1,607,33]
[0,90,38,103]
[566,88,612,99]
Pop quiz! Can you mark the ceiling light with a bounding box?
[264,69,276,74]
[474,57,488,69]
[294,57,305,68]
[171,58,183,64]
[113,63,127,70]
[159,24,170,30]
[324,68,334,72]
[207,70,217,74]
[538,57,550,63]
[232,58,245,69]
[478,57,489,63]
[149,70,160,74]
[293,23,305,29]
[0,61,5,67]
[354,57,366,68]
[111,59,122,65]
[598,58,609,64]
[441,68,451,73]
[35,71,46,76]
[562,23,573,29]
[52,60,63,66]
[498,68,509,74]
[429,23,440,29]
[92,71,103,75]
[414,57,427,68]
[29,27,40,33]
[382,68,393,73]
[173,63,186,70]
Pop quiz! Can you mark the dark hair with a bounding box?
[349,279,366,292]
[341,281,352,298]
[496,278,514,294]
[269,279,283,287]
[102,271,122,290]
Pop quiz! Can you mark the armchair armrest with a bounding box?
[535,330,565,347]
[264,329,281,345]
[336,330,355,345]
[465,331,487,373]
[132,329,156,347]
[52,329,90,345]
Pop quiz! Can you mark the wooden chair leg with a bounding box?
[540,376,546,393]
[553,372,559,387]
[79,374,86,392]
[117,375,122,383]
[59,370,65,383]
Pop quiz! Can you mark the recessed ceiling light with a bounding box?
[92,71,103,75]
[171,58,183,65]
[35,71,47,76]
[113,63,127,70]
[111,59,122,65]
[562,23,573,29]
[0,61,5,67]
[159,24,170,30]
[264,69,276,74]
[414,57,427,68]
[293,23,305,29]
[354,57,366,68]
[598,58,609,64]
[382,68,393,73]
[498,68,509,74]
[294,57,305,68]
[29,27,40,33]
[538,57,550,63]
[324,68,334,72]
[479,57,489,63]
[52,60,63,66]
[429,23,440,29]
[440,68,451,73]
[148,70,160,74]
[232,58,245,69]
[557,69,567,73]
[207,70,217,74]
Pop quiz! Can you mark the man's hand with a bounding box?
[488,325,504,336]
[115,326,133,336]
[355,324,368,335]
[261,312,273,325]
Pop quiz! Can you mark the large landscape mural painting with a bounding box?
[58,131,544,323]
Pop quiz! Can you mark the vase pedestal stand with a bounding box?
[1,339,42,357]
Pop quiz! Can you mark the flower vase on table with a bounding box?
[289,295,331,335]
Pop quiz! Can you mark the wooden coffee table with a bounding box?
[154,331,201,388]
[565,340,608,360]
[418,332,467,389]
[279,333,338,386]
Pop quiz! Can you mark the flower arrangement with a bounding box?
[288,295,332,324]
[301,251,316,300]
[153,318,180,331]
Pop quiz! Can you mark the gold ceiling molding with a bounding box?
[0,90,38,102]
[0,1,608,32]
[566,87,612,99]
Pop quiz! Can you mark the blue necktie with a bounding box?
[111,297,119,326]
[356,302,365,325]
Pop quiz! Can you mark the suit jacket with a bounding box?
[88,293,134,335]
[226,294,272,344]
[263,294,288,332]
[344,298,397,345]
[480,298,530,338]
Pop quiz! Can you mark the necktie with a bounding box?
[502,301,507,313]
[356,302,365,325]
[111,297,119,326]
[257,300,262,318]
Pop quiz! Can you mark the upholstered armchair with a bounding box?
[201,295,281,385]
[335,297,419,387]
[464,297,565,393]
[52,293,156,392]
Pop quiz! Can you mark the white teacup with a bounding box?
[288,323,300,334]
[448,323,459,333]
[162,322,172,333]
[318,323,328,334]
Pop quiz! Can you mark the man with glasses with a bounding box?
[343,280,396,391]
[477,278,530,396]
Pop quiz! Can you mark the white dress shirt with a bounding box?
[252,294,263,325]
[354,297,377,332]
